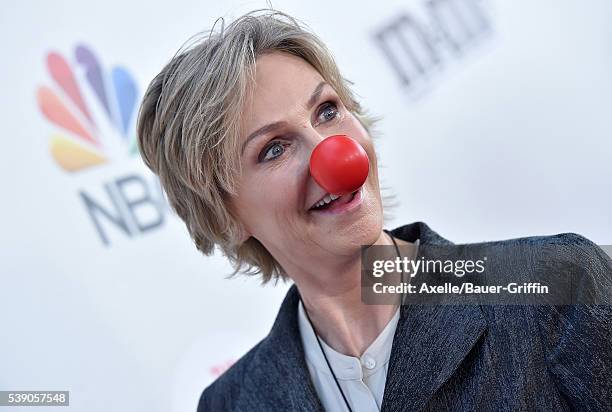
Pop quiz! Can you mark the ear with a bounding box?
[231,221,252,246]
[236,226,252,245]
[226,198,252,245]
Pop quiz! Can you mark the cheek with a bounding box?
[244,174,300,218]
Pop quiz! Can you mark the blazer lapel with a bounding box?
[380,303,487,411]
[250,283,325,411]
[381,222,488,411]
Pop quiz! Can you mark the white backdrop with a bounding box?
[1,0,611,411]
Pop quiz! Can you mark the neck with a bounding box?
[294,230,415,358]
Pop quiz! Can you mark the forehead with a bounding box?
[241,52,324,130]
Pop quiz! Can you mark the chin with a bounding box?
[350,214,383,245]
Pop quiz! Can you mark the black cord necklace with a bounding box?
[385,229,407,306]
[299,229,405,412]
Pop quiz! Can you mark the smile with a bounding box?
[308,187,363,215]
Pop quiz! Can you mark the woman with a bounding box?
[136,9,612,412]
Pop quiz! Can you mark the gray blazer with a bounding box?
[198,221,612,411]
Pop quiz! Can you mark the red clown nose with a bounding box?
[309,134,370,196]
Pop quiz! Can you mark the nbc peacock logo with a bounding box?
[36,44,139,172]
[34,44,169,247]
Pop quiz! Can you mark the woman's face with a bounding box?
[230,51,384,273]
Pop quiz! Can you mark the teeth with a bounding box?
[313,193,341,209]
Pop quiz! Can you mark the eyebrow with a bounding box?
[241,81,328,155]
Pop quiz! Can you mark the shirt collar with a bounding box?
[298,299,401,380]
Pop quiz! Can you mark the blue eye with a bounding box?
[260,141,286,162]
[318,101,339,123]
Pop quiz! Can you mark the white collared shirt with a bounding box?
[297,300,401,412]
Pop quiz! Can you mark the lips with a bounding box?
[308,189,359,212]
[308,192,327,211]
[309,193,339,210]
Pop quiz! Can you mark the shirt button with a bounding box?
[361,355,376,370]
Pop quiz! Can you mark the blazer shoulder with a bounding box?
[463,231,598,249]
[521,230,608,256]
[463,231,610,281]
[535,231,611,304]
[197,338,266,412]
[527,234,612,409]
[489,231,606,257]
[541,231,611,268]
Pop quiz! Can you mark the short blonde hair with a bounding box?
[136,8,393,285]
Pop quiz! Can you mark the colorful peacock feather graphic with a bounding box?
[36,45,139,172]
